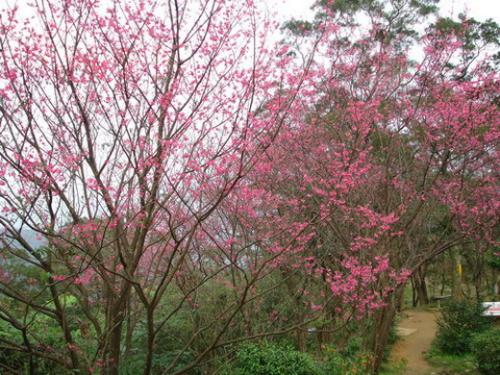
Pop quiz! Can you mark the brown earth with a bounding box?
[390,309,439,375]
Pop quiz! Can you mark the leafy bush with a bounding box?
[384,315,399,361]
[425,345,476,374]
[322,347,372,375]
[319,337,372,375]
[485,246,500,269]
[471,328,500,375]
[228,342,322,375]
[435,300,491,355]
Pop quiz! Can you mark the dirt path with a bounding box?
[390,309,439,375]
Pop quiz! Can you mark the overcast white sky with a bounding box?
[2,1,499,23]
[274,0,500,23]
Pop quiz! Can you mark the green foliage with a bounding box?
[227,342,322,375]
[379,360,406,375]
[461,17,500,52]
[485,246,500,269]
[317,0,380,14]
[316,0,438,16]
[221,339,376,375]
[425,344,477,374]
[384,315,399,360]
[435,300,491,355]
[283,20,314,36]
[284,0,440,45]
[153,351,200,375]
[120,308,201,375]
[321,343,372,375]
[434,17,463,34]
[0,319,67,374]
[471,328,500,375]
[121,355,147,375]
[432,15,500,71]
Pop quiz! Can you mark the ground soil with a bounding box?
[390,309,440,375]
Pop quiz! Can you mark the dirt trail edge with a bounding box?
[390,309,439,375]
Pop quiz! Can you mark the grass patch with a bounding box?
[425,344,478,374]
[379,359,407,375]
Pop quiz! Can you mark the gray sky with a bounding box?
[3,1,499,23]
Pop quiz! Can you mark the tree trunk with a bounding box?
[494,269,500,297]
[439,267,446,296]
[103,283,131,375]
[415,277,429,305]
[106,309,125,375]
[451,253,464,300]
[411,277,417,307]
[281,267,306,350]
[143,310,155,375]
[367,286,405,374]
[473,270,482,301]
[124,298,135,359]
[413,265,429,305]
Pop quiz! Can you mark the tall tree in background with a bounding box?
[276,0,500,370]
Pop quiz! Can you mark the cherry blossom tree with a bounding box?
[257,2,500,370]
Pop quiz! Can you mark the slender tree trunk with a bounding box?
[494,269,500,297]
[439,267,446,296]
[49,284,83,373]
[413,265,429,305]
[367,286,405,374]
[317,302,336,350]
[143,309,155,375]
[107,308,125,375]
[281,267,306,350]
[295,302,307,351]
[103,283,131,375]
[411,277,417,307]
[415,277,429,305]
[473,270,482,301]
[124,298,134,359]
[451,253,463,300]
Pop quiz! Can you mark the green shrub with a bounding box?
[322,347,372,375]
[320,337,372,375]
[228,342,322,375]
[471,328,500,375]
[435,300,491,355]
[425,344,476,374]
[322,350,348,375]
[485,246,500,269]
